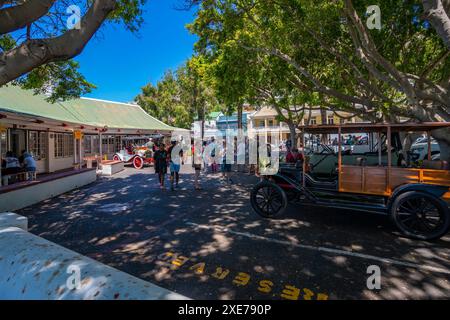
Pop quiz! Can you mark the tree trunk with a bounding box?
[320,107,328,144]
[423,0,450,49]
[431,127,450,162]
[237,105,243,130]
[288,121,297,149]
[400,132,422,165]
[201,108,205,141]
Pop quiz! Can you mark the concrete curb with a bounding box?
[0,213,188,300]
[0,212,28,231]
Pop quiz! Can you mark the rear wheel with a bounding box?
[250,181,288,218]
[133,156,144,170]
[390,191,450,241]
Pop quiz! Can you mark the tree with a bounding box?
[177,55,219,136]
[136,70,191,128]
[136,55,219,131]
[0,0,145,101]
[189,0,450,160]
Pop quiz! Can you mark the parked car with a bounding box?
[251,122,450,241]
[410,141,440,161]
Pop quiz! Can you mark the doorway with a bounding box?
[10,129,27,157]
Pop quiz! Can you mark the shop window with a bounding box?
[54,133,74,158]
[0,130,7,158]
[327,116,335,124]
[84,135,92,154]
[92,135,100,154]
[29,131,47,160]
[114,136,122,152]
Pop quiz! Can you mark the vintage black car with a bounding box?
[250,122,450,241]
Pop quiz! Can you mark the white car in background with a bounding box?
[410,138,440,161]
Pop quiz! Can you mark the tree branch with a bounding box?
[0,0,116,86]
[423,0,450,49]
[0,0,56,35]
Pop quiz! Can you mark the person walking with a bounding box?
[192,142,203,190]
[209,137,218,173]
[154,143,168,189]
[202,141,209,173]
[221,141,233,185]
[168,140,183,191]
[237,140,246,173]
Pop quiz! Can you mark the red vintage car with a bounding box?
[113,144,154,169]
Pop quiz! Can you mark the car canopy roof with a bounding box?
[298,122,450,134]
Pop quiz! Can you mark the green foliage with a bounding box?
[136,56,220,129]
[188,0,449,122]
[13,60,96,102]
[1,0,146,100]
[108,0,146,33]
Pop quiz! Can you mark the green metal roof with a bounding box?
[0,85,82,124]
[0,85,178,131]
[60,97,174,131]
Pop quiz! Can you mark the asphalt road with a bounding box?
[18,166,450,300]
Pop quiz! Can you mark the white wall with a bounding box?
[0,169,97,212]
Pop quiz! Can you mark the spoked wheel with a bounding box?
[133,156,144,170]
[390,191,450,241]
[112,155,121,161]
[250,181,288,218]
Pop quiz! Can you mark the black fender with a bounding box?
[269,173,318,202]
[270,173,297,186]
[388,183,449,210]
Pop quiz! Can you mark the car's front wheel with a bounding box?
[133,156,144,170]
[390,191,450,241]
[250,181,288,218]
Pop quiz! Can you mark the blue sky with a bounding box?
[76,0,198,103]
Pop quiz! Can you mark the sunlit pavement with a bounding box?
[18,166,450,300]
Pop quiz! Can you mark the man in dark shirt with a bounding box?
[154,144,168,190]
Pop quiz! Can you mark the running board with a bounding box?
[308,200,388,215]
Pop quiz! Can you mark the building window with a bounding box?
[84,135,92,154]
[327,116,335,124]
[102,136,116,154]
[29,131,47,160]
[258,120,265,128]
[0,130,7,158]
[340,118,346,124]
[114,136,121,152]
[268,119,274,127]
[54,133,74,158]
[91,135,100,154]
[310,117,317,125]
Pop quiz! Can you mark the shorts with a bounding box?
[170,162,181,173]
